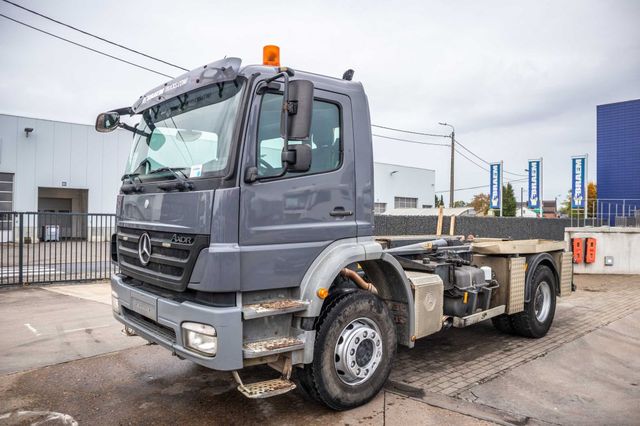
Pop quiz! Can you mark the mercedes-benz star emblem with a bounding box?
[138,232,152,266]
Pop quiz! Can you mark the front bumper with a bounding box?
[111,273,243,371]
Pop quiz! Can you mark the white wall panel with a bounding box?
[0,114,131,213]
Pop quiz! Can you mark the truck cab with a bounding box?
[99,49,573,410]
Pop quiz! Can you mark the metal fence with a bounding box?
[569,199,640,228]
[0,212,116,286]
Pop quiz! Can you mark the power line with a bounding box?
[372,133,450,147]
[454,147,489,172]
[0,13,175,79]
[371,124,449,138]
[435,177,527,194]
[2,0,189,72]
[371,122,529,178]
[455,139,490,164]
[455,138,527,177]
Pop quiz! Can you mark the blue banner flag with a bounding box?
[571,157,586,209]
[528,159,541,209]
[489,162,502,210]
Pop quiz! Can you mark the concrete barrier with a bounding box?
[564,227,640,275]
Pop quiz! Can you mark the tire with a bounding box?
[296,290,396,410]
[491,314,515,334]
[511,265,557,338]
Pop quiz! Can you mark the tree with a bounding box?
[434,195,440,207]
[502,183,516,217]
[587,182,597,217]
[470,193,490,215]
[439,195,444,207]
[560,190,581,218]
[453,200,467,207]
[560,182,597,218]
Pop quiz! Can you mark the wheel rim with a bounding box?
[534,281,552,322]
[334,317,383,386]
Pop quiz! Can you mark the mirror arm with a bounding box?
[110,106,135,116]
[119,122,150,138]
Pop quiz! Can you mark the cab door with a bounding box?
[238,85,356,291]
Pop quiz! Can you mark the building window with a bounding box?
[422,204,433,208]
[0,173,14,231]
[394,196,417,209]
[374,202,386,214]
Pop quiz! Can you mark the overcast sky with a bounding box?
[1,0,639,204]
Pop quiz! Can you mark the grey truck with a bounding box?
[97,51,573,410]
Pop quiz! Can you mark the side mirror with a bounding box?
[95,112,120,133]
[282,144,312,173]
[281,80,314,141]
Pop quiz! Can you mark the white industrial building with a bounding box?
[0,114,131,215]
[373,162,436,214]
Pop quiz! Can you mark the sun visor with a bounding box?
[132,57,242,113]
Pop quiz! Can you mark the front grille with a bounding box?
[117,227,209,292]
[122,307,177,342]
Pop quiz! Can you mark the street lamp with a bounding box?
[438,122,455,208]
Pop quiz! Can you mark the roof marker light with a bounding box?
[263,45,280,66]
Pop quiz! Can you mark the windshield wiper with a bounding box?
[149,167,194,192]
[120,173,144,194]
[121,172,142,183]
[148,167,190,181]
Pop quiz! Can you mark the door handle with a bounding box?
[330,207,354,217]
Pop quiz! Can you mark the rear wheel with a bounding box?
[511,265,556,338]
[296,291,396,410]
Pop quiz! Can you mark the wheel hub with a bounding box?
[334,318,383,386]
[534,281,552,322]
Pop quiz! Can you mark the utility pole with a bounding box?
[439,122,455,208]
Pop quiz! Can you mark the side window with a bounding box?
[257,92,341,178]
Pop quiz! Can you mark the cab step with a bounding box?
[242,298,309,319]
[243,336,305,358]
[236,378,297,399]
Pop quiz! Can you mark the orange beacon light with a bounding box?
[263,45,280,66]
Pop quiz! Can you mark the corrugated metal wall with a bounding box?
[597,99,640,200]
[0,114,132,213]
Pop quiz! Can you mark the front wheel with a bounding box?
[511,265,557,338]
[296,291,397,410]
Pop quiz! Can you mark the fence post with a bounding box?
[18,213,24,285]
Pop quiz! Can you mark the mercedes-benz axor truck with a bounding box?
[98,46,573,410]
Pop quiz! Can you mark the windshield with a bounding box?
[125,78,245,180]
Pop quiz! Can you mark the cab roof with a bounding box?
[132,57,363,113]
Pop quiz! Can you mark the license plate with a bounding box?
[131,297,155,320]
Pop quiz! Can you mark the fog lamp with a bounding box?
[111,290,120,314]
[182,322,217,356]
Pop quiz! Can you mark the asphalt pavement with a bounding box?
[0,276,639,425]
[0,284,144,375]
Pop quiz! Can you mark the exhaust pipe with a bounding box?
[340,268,379,295]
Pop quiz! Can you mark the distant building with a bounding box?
[515,202,538,217]
[542,200,558,218]
[515,200,558,218]
[597,99,640,216]
[0,114,131,216]
[373,162,435,214]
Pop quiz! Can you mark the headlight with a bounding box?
[182,322,217,356]
[111,290,120,314]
